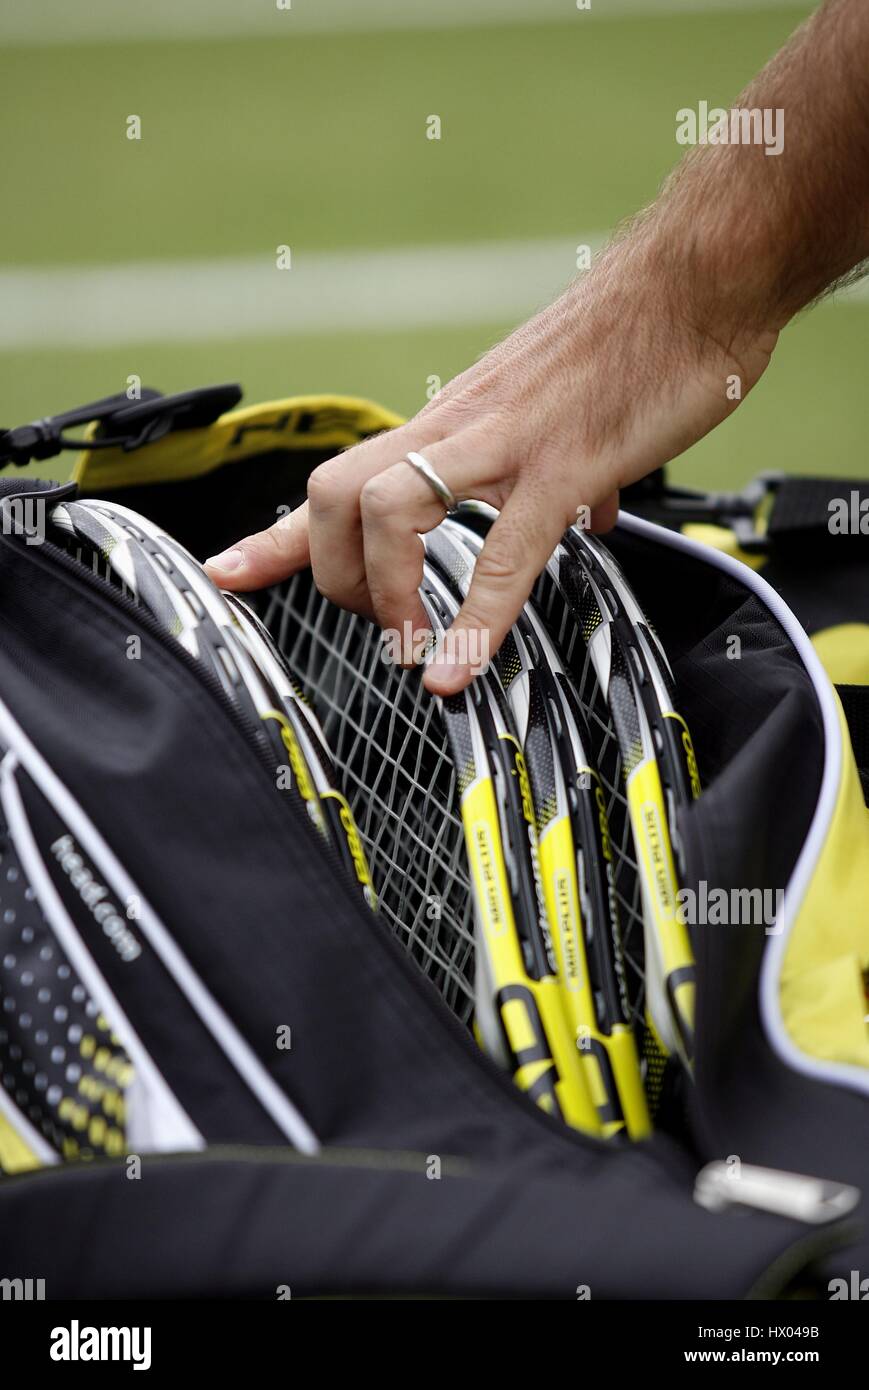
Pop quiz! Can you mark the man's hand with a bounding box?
[205,0,869,695]
[206,245,776,691]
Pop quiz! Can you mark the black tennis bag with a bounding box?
[0,386,867,1299]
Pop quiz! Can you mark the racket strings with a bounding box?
[261,573,477,1019]
[57,509,650,1039]
[260,566,649,1035]
[532,568,647,1030]
[64,541,135,603]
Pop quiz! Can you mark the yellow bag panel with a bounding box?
[781,697,869,1069]
[681,523,767,572]
[73,395,404,492]
[681,528,869,1068]
[811,624,869,688]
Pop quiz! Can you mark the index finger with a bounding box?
[423,486,572,695]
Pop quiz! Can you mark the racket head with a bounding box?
[543,533,695,1068]
[420,558,555,981]
[439,520,629,1006]
[237,502,694,1121]
[431,520,650,1137]
[221,591,376,907]
[418,562,599,1132]
[51,500,282,737]
[445,503,694,1069]
[49,498,376,905]
[261,569,479,1017]
[563,527,701,846]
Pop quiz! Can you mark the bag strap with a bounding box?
[623,470,869,556]
[767,477,869,550]
[0,385,241,468]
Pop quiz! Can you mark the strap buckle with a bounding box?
[623,469,785,553]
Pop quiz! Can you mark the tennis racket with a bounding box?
[545,529,696,1070]
[50,499,375,908]
[427,520,650,1138]
[419,559,600,1132]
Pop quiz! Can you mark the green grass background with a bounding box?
[1,3,864,487]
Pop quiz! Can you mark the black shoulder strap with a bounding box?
[622,471,869,556]
[767,476,869,552]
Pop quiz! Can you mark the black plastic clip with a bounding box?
[0,383,243,468]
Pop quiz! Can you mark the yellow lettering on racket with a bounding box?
[265,709,317,803]
[472,820,508,936]
[324,792,373,890]
[640,800,675,917]
[513,748,536,830]
[682,728,701,799]
[628,761,693,981]
[665,713,701,799]
[593,780,612,861]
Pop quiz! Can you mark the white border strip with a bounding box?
[0,704,320,1152]
[0,752,203,1155]
[618,510,869,1099]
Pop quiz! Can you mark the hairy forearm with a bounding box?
[406,3,869,512]
[631,0,869,340]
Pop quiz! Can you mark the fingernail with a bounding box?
[205,546,245,574]
[424,652,471,694]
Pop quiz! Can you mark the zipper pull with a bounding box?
[694,1160,860,1224]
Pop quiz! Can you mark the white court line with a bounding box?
[0,236,863,350]
[0,239,592,349]
[0,0,813,47]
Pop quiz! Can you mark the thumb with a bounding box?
[423,488,567,696]
[589,491,619,533]
[204,502,310,591]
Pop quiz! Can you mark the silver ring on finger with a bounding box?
[404,451,458,514]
